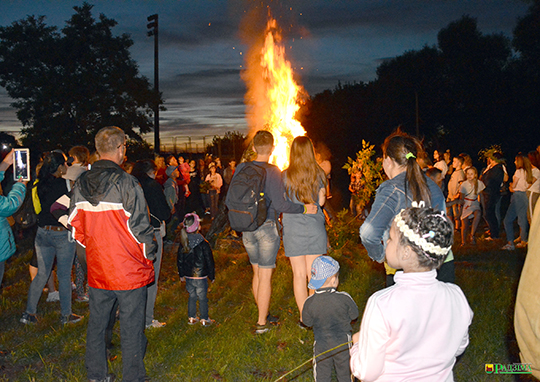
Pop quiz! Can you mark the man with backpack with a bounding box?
[226,130,317,334]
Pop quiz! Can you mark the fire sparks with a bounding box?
[242,16,307,170]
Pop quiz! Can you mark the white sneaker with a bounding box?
[145,319,166,329]
[502,243,515,251]
[200,318,215,327]
[46,291,60,302]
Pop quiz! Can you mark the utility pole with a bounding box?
[415,91,419,137]
[147,14,159,154]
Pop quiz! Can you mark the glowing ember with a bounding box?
[243,16,307,170]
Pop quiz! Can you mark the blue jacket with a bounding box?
[359,172,446,262]
[0,172,26,262]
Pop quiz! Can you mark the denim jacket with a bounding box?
[359,172,446,262]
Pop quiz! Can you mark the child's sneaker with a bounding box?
[46,291,60,302]
[255,323,269,334]
[188,317,199,325]
[20,312,37,325]
[146,319,166,329]
[61,313,83,325]
[200,318,215,327]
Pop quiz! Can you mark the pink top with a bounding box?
[350,270,473,382]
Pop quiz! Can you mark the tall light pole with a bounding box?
[147,14,159,154]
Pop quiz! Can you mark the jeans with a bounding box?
[483,192,501,238]
[242,220,280,268]
[504,191,529,242]
[146,229,163,326]
[86,286,147,382]
[185,278,209,320]
[25,227,76,316]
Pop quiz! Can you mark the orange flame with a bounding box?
[243,16,307,170]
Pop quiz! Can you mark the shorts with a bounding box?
[242,220,280,269]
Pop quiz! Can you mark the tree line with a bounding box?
[1,1,539,171]
[300,1,540,172]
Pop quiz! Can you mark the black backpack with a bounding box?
[225,162,267,232]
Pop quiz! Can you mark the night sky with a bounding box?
[0,0,529,150]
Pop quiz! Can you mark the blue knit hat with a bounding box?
[308,256,340,290]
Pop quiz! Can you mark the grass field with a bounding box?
[0,214,537,381]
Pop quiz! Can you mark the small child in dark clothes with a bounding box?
[177,212,216,326]
[302,256,359,382]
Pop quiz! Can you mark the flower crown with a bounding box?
[394,202,452,258]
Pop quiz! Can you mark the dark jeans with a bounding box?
[86,286,147,382]
[185,278,208,320]
[484,192,501,238]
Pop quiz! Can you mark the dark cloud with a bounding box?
[0,0,531,142]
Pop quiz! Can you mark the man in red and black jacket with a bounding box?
[69,126,157,382]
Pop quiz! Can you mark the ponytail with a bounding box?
[179,226,190,254]
[382,129,431,206]
[406,154,431,205]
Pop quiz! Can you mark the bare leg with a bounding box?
[461,220,467,244]
[251,264,259,305]
[29,264,38,280]
[290,255,322,319]
[252,264,273,326]
[305,255,320,297]
[290,256,308,317]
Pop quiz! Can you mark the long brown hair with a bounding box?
[382,129,431,205]
[515,153,534,185]
[285,136,326,204]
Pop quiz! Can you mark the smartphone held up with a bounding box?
[14,148,30,181]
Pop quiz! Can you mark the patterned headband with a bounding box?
[394,202,452,258]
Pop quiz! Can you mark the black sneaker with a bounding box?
[20,312,37,325]
[255,323,270,334]
[297,320,311,330]
[61,313,83,325]
[266,313,279,324]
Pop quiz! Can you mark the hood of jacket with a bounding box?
[77,160,125,206]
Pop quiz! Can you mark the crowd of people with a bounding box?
[422,146,540,251]
[1,125,539,381]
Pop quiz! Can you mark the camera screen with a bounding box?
[14,149,29,180]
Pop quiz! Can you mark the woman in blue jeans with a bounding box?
[502,154,536,250]
[20,151,82,325]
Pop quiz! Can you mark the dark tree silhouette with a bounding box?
[0,2,163,153]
